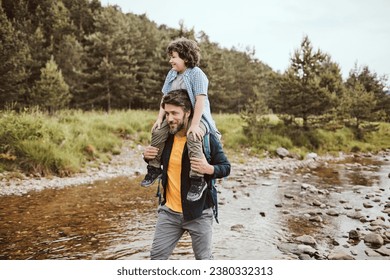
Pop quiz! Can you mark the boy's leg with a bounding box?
[150,206,184,260]
[186,120,208,202]
[184,208,214,260]
[150,119,169,168]
[186,120,207,178]
[141,119,169,187]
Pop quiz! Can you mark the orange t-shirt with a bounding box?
[165,135,187,213]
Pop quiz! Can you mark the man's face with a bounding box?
[164,104,190,135]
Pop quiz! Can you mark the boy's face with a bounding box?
[169,51,187,73]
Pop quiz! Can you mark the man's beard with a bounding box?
[168,116,186,135]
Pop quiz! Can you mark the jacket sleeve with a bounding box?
[208,134,231,179]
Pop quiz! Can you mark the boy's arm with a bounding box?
[152,97,166,132]
[187,95,205,140]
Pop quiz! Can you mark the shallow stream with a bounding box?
[1,155,389,260]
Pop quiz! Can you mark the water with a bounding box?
[1,155,389,260]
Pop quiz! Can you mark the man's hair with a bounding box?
[167,37,200,68]
[162,89,193,115]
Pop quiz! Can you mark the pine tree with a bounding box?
[82,6,138,111]
[275,36,335,129]
[0,4,29,109]
[31,56,70,112]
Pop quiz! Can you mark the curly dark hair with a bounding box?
[162,89,193,116]
[166,37,201,68]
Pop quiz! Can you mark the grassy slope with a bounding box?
[1,110,389,176]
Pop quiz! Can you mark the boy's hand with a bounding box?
[151,119,163,132]
[187,124,203,141]
[143,146,159,160]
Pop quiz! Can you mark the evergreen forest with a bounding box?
[1,0,390,135]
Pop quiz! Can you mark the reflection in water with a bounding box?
[0,155,389,260]
[0,177,157,260]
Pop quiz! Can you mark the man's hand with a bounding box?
[143,146,159,160]
[190,155,214,175]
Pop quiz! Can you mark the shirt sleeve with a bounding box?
[208,134,231,179]
[162,70,175,95]
[191,68,209,96]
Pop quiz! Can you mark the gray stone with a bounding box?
[375,247,390,256]
[296,235,317,246]
[328,251,355,260]
[326,209,339,216]
[348,230,360,240]
[364,233,384,247]
[276,147,290,158]
[365,248,382,257]
[297,244,316,255]
[230,224,245,232]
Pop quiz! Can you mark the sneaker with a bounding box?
[140,166,162,187]
[186,177,207,202]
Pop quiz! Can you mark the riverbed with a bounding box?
[1,152,389,260]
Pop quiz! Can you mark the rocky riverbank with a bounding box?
[219,149,390,260]
[1,141,389,260]
[0,140,351,197]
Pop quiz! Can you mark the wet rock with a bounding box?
[364,233,384,247]
[365,248,382,257]
[306,153,318,160]
[296,235,317,246]
[328,251,355,260]
[90,237,99,245]
[375,247,390,256]
[276,147,290,158]
[277,243,299,255]
[299,253,312,260]
[297,244,316,256]
[309,215,323,223]
[326,209,339,216]
[348,230,360,240]
[301,183,318,193]
[230,224,245,232]
[363,202,374,208]
[312,200,322,207]
[347,212,364,220]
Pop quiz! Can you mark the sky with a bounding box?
[101,0,390,80]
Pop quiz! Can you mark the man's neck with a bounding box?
[175,129,187,138]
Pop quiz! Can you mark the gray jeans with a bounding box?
[150,119,207,177]
[150,205,214,260]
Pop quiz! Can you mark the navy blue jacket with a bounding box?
[160,132,231,221]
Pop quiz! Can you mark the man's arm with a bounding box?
[190,134,231,179]
[142,146,159,162]
[208,134,231,179]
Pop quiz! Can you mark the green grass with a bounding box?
[0,109,156,176]
[1,109,390,176]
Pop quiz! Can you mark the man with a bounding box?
[142,89,231,260]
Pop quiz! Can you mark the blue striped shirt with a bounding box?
[162,67,217,133]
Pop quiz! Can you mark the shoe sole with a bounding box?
[186,186,207,202]
[140,174,162,188]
